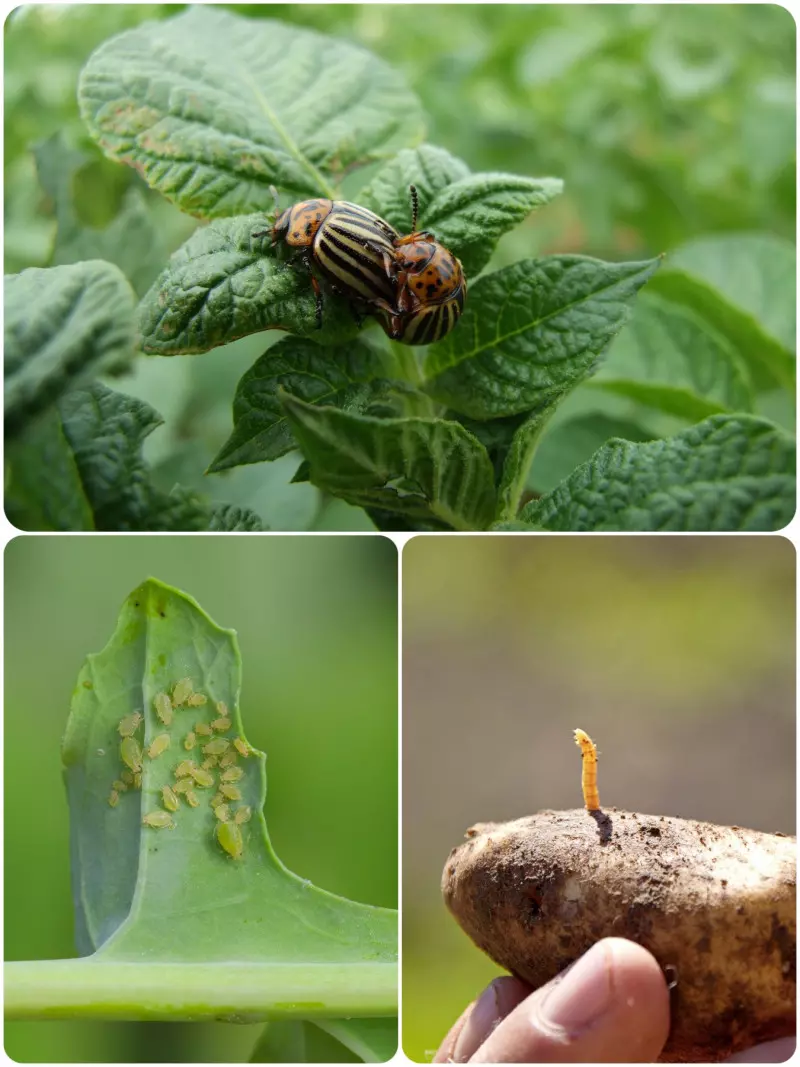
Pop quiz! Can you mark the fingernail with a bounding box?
[452,980,501,1062]
[537,942,614,1034]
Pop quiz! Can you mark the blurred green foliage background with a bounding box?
[402,536,795,1061]
[4,4,795,529]
[5,535,397,1062]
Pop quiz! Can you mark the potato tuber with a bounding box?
[442,808,795,1062]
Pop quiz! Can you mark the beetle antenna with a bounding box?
[409,184,419,231]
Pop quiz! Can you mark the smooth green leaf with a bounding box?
[521,414,796,532]
[669,233,795,354]
[281,395,497,530]
[649,234,796,392]
[5,410,95,531]
[137,215,359,355]
[252,1018,396,1063]
[78,8,425,215]
[314,1019,397,1062]
[4,261,136,440]
[592,292,754,420]
[33,132,168,298]
[424,256,660,419]
[209,338,392,472]
[61,578,396,1008]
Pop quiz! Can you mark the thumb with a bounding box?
[470,938,670,1063]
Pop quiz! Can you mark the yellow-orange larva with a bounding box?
[573,728,600,811]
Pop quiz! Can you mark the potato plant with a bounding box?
[4,579,397,1063]
[4,9,795,531]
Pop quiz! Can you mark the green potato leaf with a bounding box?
[424,256,660,420]
[209,337,394,473]
[281,395,497,531]
[78,7,425,216]
[359,146,563,277]
[137,215,360,355]
[592,292,754,420]
[5,261,136,440]
[6,383,264,532]
[649,233,796,393]
[520,414,796,532]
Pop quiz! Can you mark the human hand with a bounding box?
[435,938,670,1063]
[435,937,795,1063]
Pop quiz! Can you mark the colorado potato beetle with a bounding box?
[380,185,467,346]
[254,190,400,329]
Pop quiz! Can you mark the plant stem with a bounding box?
[5,959,396,1021]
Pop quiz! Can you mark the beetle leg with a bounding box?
[299,253,324,328]
[394,269,414,314]
[310,275,323,329]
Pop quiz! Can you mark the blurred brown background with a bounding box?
[402,536,795,1061]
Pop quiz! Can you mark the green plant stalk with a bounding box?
[392,341,423,388]
[497,415,554,522]
[5,959,396,1021]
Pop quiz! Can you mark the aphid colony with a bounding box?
[109,677,253,860]
[255,184,466,346]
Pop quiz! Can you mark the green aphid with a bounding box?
[201,757,218,772]
[203,738,230,757]
[147,733,171,760]
[184,732,196,751]
[120,736,143,774]
[234,806,252,825]
[219,751,237,768]
[220,783,242,801]
[173,777,193,795]
[154,691,173,726]
[215,803,231,823]
[210,792,226,809]
[195,722,213,737]
[187,692,207,707]
[174,760,196,778]
[233,737,250,757]
[133,772,142,790]
[221,766,244,783]
[216,820,243,860]
[118,712,143,737]
[121,770,134,785]
[143,810,174,829]
[211,717,232,733]
[216,701,229,717]
[112,779,128,792]
[161,785,180,812]
[186,790,200,808]
[108,789,119,808]
[190,766,214,788]
[172,677,194,706]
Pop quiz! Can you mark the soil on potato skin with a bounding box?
[442,808,796,1063]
